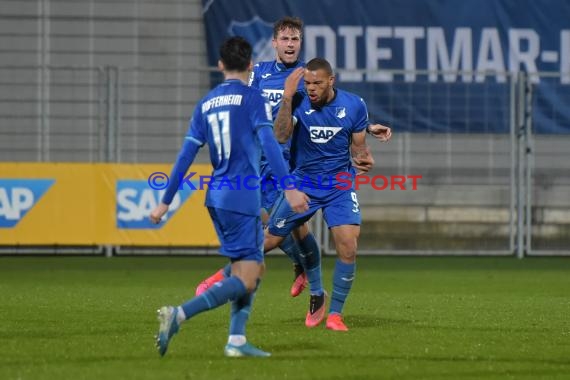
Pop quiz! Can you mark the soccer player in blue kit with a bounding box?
[150,36,308,357]
[195,17,314,298]
[194,17,391,299]
[264,58,377,331]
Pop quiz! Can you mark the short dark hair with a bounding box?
[273,16,303,39]
[219,36,252,72]
[306,57,333,76]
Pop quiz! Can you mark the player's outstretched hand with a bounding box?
[284,189,310,214]
[283,67,305,98]
[368,124,392,142]
[150,203,169,224]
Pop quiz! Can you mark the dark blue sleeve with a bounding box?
[257,125,290,180]
[161,139,200,205]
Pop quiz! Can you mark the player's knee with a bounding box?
[243,277,260,293]
[263,230,283,252]
[336,240,358,262]
[292,223,309,241]
[259,262,266,277]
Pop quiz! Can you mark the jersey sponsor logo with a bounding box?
[274,218,286,229]
[228,16,274,62]
[309,126,342,143]
[336,107,347,119]
[116,180,196,229]
[261,73,272,79]
[0,179,54,228]
[305,109,316,115]
[262,89,285,107]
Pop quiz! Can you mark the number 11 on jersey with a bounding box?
[207,111,231,162]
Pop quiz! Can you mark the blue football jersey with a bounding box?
[290,88,369,184]
[250,60,305,177]
[249,60,305,119]
[187,79,273,215]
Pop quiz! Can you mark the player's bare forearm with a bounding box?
[351,130,374,174]
[275,96,294,143]
[275,67,304,143]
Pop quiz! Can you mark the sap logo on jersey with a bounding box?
[116,180,195,229]
[262,89,284,107]
[0,179,54,228]
[310,126,342,143]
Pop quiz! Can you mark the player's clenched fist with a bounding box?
[150,203,169,224]
[283,67,305,98]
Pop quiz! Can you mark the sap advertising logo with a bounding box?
[228,16,274,61]
[0,179,54,228]
[310,126,342,143]
[262,89,284,107]
[116,180,195,229]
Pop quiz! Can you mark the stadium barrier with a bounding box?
[0,163,218,250]
[1,66,569,256]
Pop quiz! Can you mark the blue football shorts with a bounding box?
[261,175,280,213]
[208,207,264,263]
[267,186,361,237]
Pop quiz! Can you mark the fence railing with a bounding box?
[0,65,569,256]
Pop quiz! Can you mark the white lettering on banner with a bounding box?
[394,27,425,82]
[0,187,34,220]
[561,30,570,84]
[428,27,473,83]
[475,28,506,83]
[305,26,337,69]
[509,29,540,83]
[338,26,364,81]
[304,26,570,84]
[117,189,181,222]
[366,27,393,82]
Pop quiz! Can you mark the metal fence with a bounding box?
[0,65,212,163]
[1,65,569,256]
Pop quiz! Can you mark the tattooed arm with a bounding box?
[351,130,374,174]
[275,67,304,143]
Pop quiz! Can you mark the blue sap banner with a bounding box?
[201,0,570,133]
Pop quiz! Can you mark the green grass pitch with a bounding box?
[0,256,569,379]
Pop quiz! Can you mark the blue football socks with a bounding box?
[298,233,324,295]
[229,280,259,336]
[181,276,247,319]
[222,263,231,277]
[330,259,356,314]
[278,234,302,266]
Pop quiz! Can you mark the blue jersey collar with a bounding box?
[274,60,302,72]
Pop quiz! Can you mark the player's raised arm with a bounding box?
[351,130,374,175]
[275,67,304,143]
